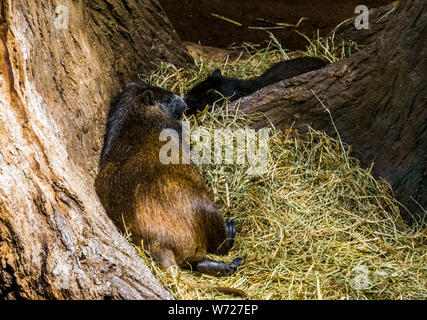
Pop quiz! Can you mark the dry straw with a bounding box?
[132,31,426,300]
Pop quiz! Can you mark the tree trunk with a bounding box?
[0,0,191,299]
[236,0,426,223]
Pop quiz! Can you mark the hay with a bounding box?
[133,33,426,300]
[296,29,360,63]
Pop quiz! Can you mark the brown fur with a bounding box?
[95,85,237,273]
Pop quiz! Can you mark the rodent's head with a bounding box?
[184,69,228,114]
[132,84,187,120]
[100,84,187,165]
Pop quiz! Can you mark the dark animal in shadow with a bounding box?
[184,56,327,114]
[95,83,242,277]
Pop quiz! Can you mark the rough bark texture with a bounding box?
[236,1,426,222]
[0,0,192,299]
[334,3,398,47]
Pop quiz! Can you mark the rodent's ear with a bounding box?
[142,89,154,105]
[212,69,222,78]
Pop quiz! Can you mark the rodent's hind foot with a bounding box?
[192,257,243,276]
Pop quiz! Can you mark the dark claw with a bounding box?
[226,219,236,240]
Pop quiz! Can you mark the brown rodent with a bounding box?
[95,83,243,278]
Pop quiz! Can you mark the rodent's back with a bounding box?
[95,129,216,264]
[256,57,327,87]
[95,84,228,265]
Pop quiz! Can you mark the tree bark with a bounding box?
[0,0,191,299]
[236,0,426,223]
